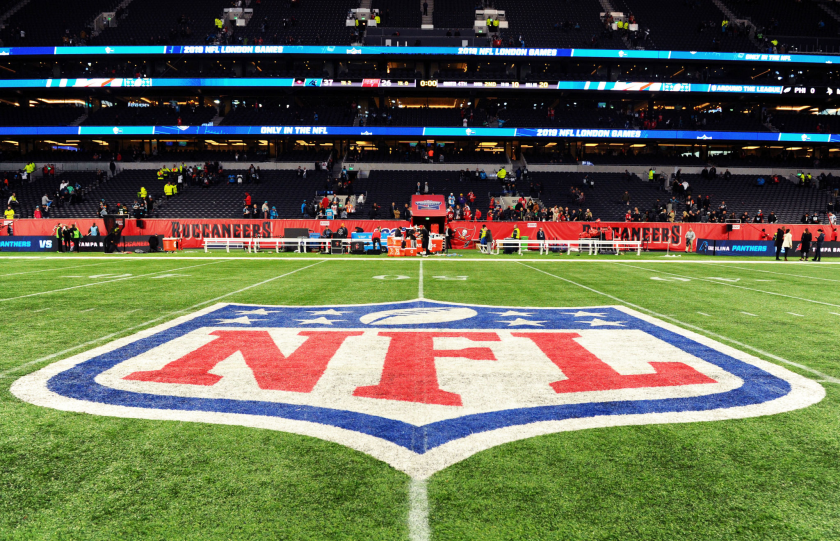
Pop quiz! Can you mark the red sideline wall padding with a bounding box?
[3,219,409,249]
[449,221,840,250]
[4,219,838,250]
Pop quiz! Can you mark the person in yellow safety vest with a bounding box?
[511,225,520,239]
[479,224,489,246]
[157,169,164,180]
[494,18,499,30]
[487,17,492,28]
[771,39,778,48]
[163,183,172,198]
[215,18,223,29]
[139,186,148,199]
[24,162,36,174]
[648,168,655,181]
[806,172,812,184]
[375,15,380,24]
[497,167,507,180]
[171,181,178,195]
[3,206,14,220]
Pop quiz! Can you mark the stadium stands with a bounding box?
[11,164,834,225]
[92,0,232,46]
[83,105,217,126]
[619,0,756,52]
[221,104,356,126]
[371,0,422,28]
[0,0,116,47]
[492,0,615,49]
[0,106,84,126]
[239,0,359,45]
[431,0,476,30]
[727,0,836,43]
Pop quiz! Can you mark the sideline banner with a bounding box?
[695,239,775,256]
[0,236,57,252]
[3,219,838,252]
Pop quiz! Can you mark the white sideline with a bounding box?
[0,260,224,302]
[0,261,325,378]
[2,255,840,264]
[518,262,840,384]
[618,263,840,309]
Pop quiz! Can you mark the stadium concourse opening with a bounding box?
[1,0,840,538]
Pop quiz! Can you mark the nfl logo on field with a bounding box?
[12,301,822,479]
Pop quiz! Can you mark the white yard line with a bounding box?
[787,312,804,317]
[0,262,108,278]
[32,308,51,313]
[741,312,758,317]
[418,260,425,300]
[518,262,840,384]
[697,312,711,316]
[408,478,431,541]
[80,308,96,313]
[0,261,225,302]
[618,263,840,309]
[0,261,325,378]
[722,265,840,283]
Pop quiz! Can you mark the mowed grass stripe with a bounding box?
[619,261,840,306]
[0,260,227,301]
[617,262,840,309]
[0,260,326,375]
[569,262,840,377]
[0,261,110,278]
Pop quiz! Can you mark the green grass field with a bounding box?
[1,251,839,540]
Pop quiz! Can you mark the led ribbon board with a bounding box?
[0,45,835,65]
[0,78,796,95]
[0,125,834,143]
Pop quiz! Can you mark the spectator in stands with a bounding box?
[622,191,630,206]
[262,202,270,219]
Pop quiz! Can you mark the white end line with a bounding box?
[518,262,840,384]
[418,260,425,300]
[408,478,431,541]
[0,261,325,378]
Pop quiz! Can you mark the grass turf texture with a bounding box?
[0,255,839,540]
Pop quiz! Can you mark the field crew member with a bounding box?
[685,228,696,252]
[72,224,81,252]
[480,224,490,247]
[511,225,520,239]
